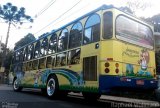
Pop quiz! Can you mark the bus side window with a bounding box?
[58,29,68,52]
[39,58,46,69]
[68,49,80,65]
[56,53,66,67]
[32,60,38,70]
[84,14,100,44]
[24,47,28,61]
[103,11,113,39]
[52,55,56,68]
[22,63,26,71]
[34,41,40,59]
[48,33,57,54]
[28,44,34,60]
[46,56,52,68]
[69,22,82,48]
[40,37,48,56]
[26,62,32,71]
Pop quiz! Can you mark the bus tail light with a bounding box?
[105,62,110,67]
[115,68,119,73]
[115,63,119,67]
[105,68,110,73]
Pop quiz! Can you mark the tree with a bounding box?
[0,2,33,53]
[119,0,150,15]
[119,6,133,14]
[0,42,9,67]
[38,32,49,39]
[126,0,150,15]
[14,33,36,50]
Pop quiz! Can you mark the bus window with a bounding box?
[68,49,80,65]
[40,37,48,56]
[18,64,23,71]
[58,29,68,52]
[103,11,113,39]
[48,33,57,54]
[69,22,82,48]
[46,56,52,68]
[34,41,40,58]
[39,58,46,69]
[22,63,27,71]
[84,14,100,44]
[20,48,24,62]
[32,60,38,70]
[116,16,154,49]
[28,44,34,60]
[15,51,20,63]
[52,55,56,67]
[23,47,28,61]
[56,52,66,67]
[26,62,32,71]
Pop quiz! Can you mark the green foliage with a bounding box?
[119,6,133,14]
[0,2,33,24]
[145,14,160,32]
[4,50,13,70]
[0,2,33,49]
[38,32,49,39]
[14,33,36,50]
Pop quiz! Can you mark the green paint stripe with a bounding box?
[59,85,98,93]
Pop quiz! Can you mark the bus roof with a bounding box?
[14,4,149,52]
[14,4,115,52]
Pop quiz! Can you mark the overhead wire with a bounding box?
[34,0,82,35]
[52,2,91,27]
[35,0,56,18]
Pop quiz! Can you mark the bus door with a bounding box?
[81,42,100,89]
[81,13,101,89]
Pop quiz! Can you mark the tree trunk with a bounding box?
[5,21,11,49]
[1,21,11,68]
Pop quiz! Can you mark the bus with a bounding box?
[11,5,158,100]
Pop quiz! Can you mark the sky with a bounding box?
[0,0,160,49]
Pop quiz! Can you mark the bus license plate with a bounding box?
[136,80,144,85]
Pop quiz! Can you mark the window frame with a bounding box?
[83,13,101,45]
[40,37,48,56]
[103,11,113,39]
[34,41,41,59]
[57,29,69,52]
[67,48,81,65]
[48,33,57,54]
[115,15,154,49]
[69,22,83,49]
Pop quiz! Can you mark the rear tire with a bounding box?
[13,78,23,92]
[46,75,59,99]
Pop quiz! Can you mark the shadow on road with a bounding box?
[19,89,108,108]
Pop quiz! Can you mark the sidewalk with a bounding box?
[0,84,12,90]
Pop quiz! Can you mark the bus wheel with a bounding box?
[13,78,23,92]
[82,92,101,101]
[46,75,59,99]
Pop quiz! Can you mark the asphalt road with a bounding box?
[0,84,108,108]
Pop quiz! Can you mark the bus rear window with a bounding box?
[116,16,154,49]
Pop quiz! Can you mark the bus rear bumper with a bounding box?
[99,75,158,93]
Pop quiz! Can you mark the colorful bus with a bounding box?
[11,5,158,100]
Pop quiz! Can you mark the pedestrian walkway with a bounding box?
[0,84,12,90]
